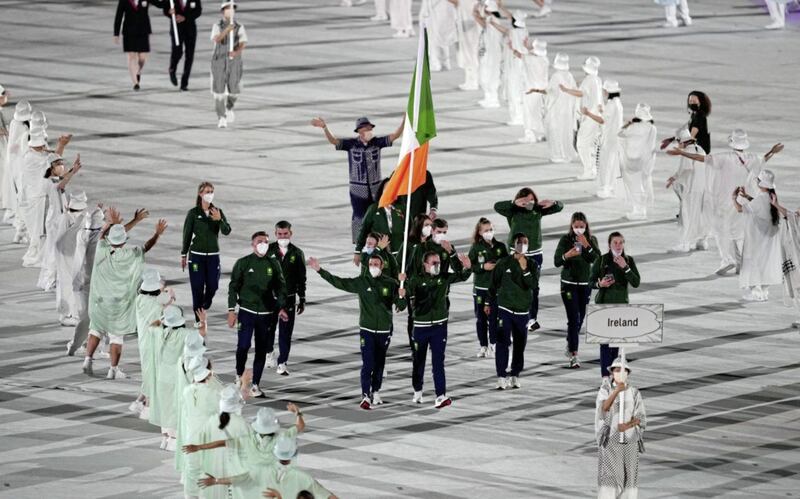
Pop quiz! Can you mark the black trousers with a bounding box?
[169,21,197,87]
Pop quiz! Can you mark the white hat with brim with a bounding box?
[634,103,653,122]
[14,101,32,122]
[484,0,499,12]
[609,356,632,373]
[602,79,620,93]
[184,331,207,358]
[512,10,527,28]
[162,304,186,328]
[757,170,776,190]
[0,84,5,95]
[252,407,281,434]
[532,39,547,57]
[68,191,89,211]
[728,129,750,150]
[677,127,693,143]
[219,384,245,414]
[582,56,600,76]
[220,1,237,10]
[187,356,211,382]
[47,153,64,166]
[553,53,569,71]
[106,224,127,245]
[28,134,47,148]
[272,434,298,461]
[140,268,162,292]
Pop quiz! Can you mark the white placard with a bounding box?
[584,304,663,344]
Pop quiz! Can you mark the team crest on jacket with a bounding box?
[290,255,296,263]
[382,287,389,296]
[266,267,273,275]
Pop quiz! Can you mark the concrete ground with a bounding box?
[1,0,799,497]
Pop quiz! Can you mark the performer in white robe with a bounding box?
[538,53,576,163]
[657,0,692,28]
[503,12,528,126]
[390,0,414,38]
[55,191,88,325]
[595,356,646,499]
[666,128,710,252]
[67,206,104,356]
[4,101,31,237]
[764,0,790,30]
[420,0,457,72]
[476,1,504,108]
[618,103,657,221]
[561,56,603,179]
[454,0,480,89]
[0,85,9,221]
[772,199,800,327]
[19,134,50,267]
[734,170,782,301]
[519,38,548,143]
[667,129,783,274]
[582,80,623,199]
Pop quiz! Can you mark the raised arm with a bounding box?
[388,115,405,143]
[666,147,705,163]
[143,219,168,253]
[54,134,73,156]
[125,208,150,233]
[311,117,341,146]
[56,154,82,191]
[764,143,784,163]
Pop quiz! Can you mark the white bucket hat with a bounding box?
[532,39,547,57]
[46,152,64,166]
[728,129,750,150]
[677,127,693,143]
[757,170,776,190]
[582,56,601,75]
[187,356,211,383]
[184,330,207,358]
[162,304,186,328]
[68,191,88,211]
[14,101,32,122]
[634,102,653,122]
[220,0,237,10]
[106,224,127,245]
[272,433,298,461]
[252,407,280,434]
[28,133,47,148]
[484,0,499,12]
[140,267,162,292]
[219,384,245,414]
[31,110,47,128]
[602,79,620,93]
[512,10,527,28]
[553,53,569,71]
[609,355,632,373]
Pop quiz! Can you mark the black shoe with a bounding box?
[136,73,141,83]
[169,70,178,87]
[180,86,188,91]
[133,84,140,91]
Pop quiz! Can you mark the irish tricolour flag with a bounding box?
[378,28,437,212]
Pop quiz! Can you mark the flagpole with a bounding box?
[229,0,236,59]
[400,26,427,288]
[169,0,180,46]
[618,348,626,444]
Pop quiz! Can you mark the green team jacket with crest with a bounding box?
[266,242,307,304]
[228,253,287,314]
[589,253,641,304]
[317,269,406,333]
[355,203,406,254]
[406,266,472,326]
[182,205,231,256]
[407,240,460,277]
[359,247,400,279]
[468,238,509,290]
[488,255,538,313]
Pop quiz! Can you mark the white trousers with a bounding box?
[665,0,690,23]
[598,486,639,499]
[765,1,786,25]
[374,0,387,17]
[577,119,601,177]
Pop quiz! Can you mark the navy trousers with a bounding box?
[496,309,529,378]
[188,254,220,320]
[267,296,297,364]
[360,329,392,396]
[528,253,543,322]
[236,310,271,385]
[473,289,498,347]
[560,284,592,354]
[412,323,448,396]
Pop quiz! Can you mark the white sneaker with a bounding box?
[107,367,127,380]
[139,405,150,420]
[159,435,168,450]
[765,22,785,30]
[478,99,500,109]
[412,391,423,404]
[742,288,758,301]
[226,109,235,123]
[696,239,709,251]
[128,400,144,415]
[372,391,383,405]
[393,29,410,38]
[59,315,78,327]
[662,20,679,28]
[82,357,93,375]
[506,120,524,127]
[235,375,241,387]
[477,346,488,358]
[165,437,177,452]
[458,82,478,91]
[276,363,289,376]
[487,344,496,358]
[669,243,692,253]
[66,340,74,356]
[370,14,388,21]
[495,377,508,390]
[509,376,521,389]
[250,384,264,398]
[266,351,276,369]
[434,395,452,409]
[217,117,227,128]
[681,16,693,26]
[577,173,597,180]
[359,396,372,410]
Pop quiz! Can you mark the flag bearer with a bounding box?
[163,0,203,90]
[486,233,537,390]
[211,1,248,128]
[405,250,471,408]
[265,221,307,376]
[308,254,406,410]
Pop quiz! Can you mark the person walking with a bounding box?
[583,80,623,199]
[560,56,603,179]
[666,128,710,252]
[528,53,576,163]
[618,103,657,220]
[164,0,203,90]
[468,217,508,358]
[519,38,548,144]
[211,0,248,128]
[114,0,164,90]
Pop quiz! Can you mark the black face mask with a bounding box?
[688,103,700,112]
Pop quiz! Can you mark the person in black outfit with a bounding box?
[163,0,202,91]
[114,0,165,90]
[660,90,711,153]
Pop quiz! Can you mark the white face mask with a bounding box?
[368,266,382,278]
[611,248,623,257]
[517,244,529,254]
[482,230,494,242]
[157,291,172,306]
[432,233,446,245]
[255,242,269,256]
[428,264,441,276]
[277,238,290,249]
[364,246,375,255]
[421,225,432,237]
[612,370,627,384]
[202,193,214,204]
[573,227,586,235]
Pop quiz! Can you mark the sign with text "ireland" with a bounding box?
[584,304,664,344]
